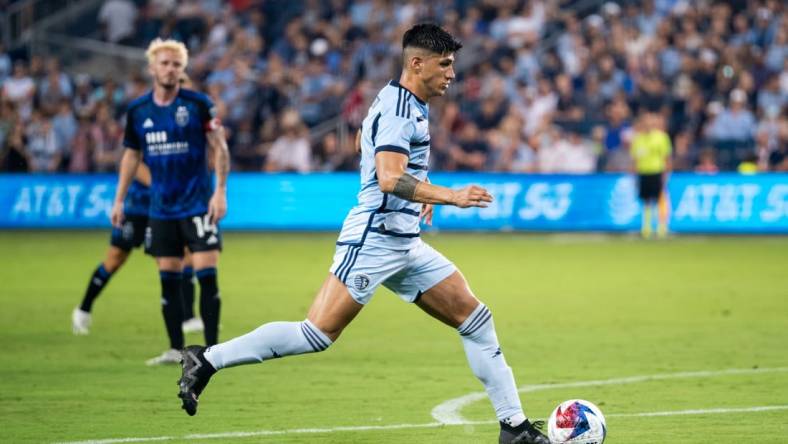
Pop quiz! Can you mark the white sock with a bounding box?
[502,412,527,428]
[458,303,524,422]
[204,319,332,370]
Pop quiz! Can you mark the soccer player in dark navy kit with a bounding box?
[111,38,230,365]
[72,169,151,335]
[71,164,202,336]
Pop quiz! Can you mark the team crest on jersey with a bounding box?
[353,273,370,291]
[175,106,189,127]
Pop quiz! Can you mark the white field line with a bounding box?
[54,366,788,444]
[53,405,788,444]
[431,366,788,424]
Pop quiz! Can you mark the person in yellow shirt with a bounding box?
[630,111,672,238]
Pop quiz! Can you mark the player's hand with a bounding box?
[110,202,124,227]
[451,185,493,208]
[207,192,227,225]
[420,203,434,226]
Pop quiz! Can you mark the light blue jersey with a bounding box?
[336,80,432,250]
[331,80,455,304]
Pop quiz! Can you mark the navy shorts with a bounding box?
[110,214,148,252]
[145,213,222,258]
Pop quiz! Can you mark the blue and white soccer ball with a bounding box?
[547,399,606,444]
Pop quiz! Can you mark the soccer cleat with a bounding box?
[499,419,550,444]
[72,308,92,335]
[182,317,205,334]
[145,349,182,366]
[178,345,215,416]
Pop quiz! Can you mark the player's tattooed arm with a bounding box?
[376,151,493,208]
[392,173,419,200]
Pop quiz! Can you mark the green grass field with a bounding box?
[1,232,787,443]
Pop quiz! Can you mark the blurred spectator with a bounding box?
[538,125,597,173]
[52,100,78,168]
[0,100,15,149]
[449,121,489,171]
[91,78,126,117]
[489,114,536,172]
[98,0,138,45]
[1,121,29,172]
[695,148,719,174]
[72,74,97,119]
[229,118,263,171]
[38,59,73,115]
[737,152,759,174]
[0,43,11,84]
[89,103,123,172]
[707,90,757,142]
[2,61,36,121]
[599,97,633,172]
[264,109,311,173]
[313,131,357,172]
[26,113,61,173]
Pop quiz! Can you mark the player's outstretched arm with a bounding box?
[111,148,142,227]
[207,126,230,224]
[375,151,492,208]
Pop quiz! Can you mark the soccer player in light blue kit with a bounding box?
[178,24,549,444]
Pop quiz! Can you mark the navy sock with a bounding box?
[182,266,196,320]
[160,271,185,350]
[197,267,221,346]
[79,264,113,312]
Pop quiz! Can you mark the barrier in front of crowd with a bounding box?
[1,173,786,233]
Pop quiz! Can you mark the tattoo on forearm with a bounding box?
[392,173,420,200]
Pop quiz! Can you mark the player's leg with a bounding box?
[178,274,361,416]
[146,218,187,365]
[191,250,220,345]
[657,177,669,238]
[415,270,548,444]
[72,246,131,335]
[73,215,145,335]
[638,173,653,238]
[182,249,203,333]
[183,215,222,346]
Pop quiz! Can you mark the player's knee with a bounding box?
[104,249,129,272]
[301,320,335,352]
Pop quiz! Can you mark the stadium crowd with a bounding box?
[0,0,786,174]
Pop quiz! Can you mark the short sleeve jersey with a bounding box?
[631,129,672,174]
[123,88,216,219]
[337,80,431,250]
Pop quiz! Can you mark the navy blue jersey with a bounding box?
[124,179,150,216]
[123,88,216,219]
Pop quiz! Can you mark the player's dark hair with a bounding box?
[402,23,462,54]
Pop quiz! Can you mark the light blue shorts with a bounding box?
[330,240,457,305]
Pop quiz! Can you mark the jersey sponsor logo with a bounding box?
[143,118,154,128]
[145,131,189,156]
[175,105,189,127]
[146,131,167,144]
[353,273,370,291]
